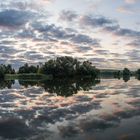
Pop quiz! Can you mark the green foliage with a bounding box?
[77,61,100,77]
[19,78,101,97]
[18,63,39,74]
[136,69,140,75]
[0,80,15,89]
[39,56,100,78]
[123,68,131,76]
[135,69,140,80]
[113,70,122,79]
[0,64,15,79]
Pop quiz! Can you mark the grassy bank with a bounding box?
[5,73,53,81]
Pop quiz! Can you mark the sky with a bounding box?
[0,0,140,69]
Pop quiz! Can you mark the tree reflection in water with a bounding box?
[123,75,130,82]
[18,78,101,97]
[0,80,15,89]
[1,75,140,96]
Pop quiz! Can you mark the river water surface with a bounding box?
[0,78,140,140]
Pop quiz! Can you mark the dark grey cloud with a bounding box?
[102,22,140,39]
[115,28,140,37]
[31,22,75,40]
[79,14,140,39]
[102,24,120,32]
[94,50,109,55]
[104,24,140,40]
[80,15,116,28]
[18,22,100,48]
[59,10,78,22]
[57,100,140,139]
[23,51,45,60]
[58,125,79,138]
[59,10,137,41]
[0,118,34,139]
[0,9,34,28]
[89,58,106,63]
[71,34,100,46]
[58,117,117,139]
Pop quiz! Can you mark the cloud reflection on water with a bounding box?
[0,78,140,139]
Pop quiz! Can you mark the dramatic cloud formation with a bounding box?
[0,0,140,69]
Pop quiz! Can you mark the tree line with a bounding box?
[17,56,100,78]
[0,56,140,79]
[0,64,15,79]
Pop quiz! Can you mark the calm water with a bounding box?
[0,78,140,140]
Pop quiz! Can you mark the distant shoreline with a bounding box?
[1,57,140,81]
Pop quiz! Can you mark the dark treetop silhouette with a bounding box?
[0,56,139,80]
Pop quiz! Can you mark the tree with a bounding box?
[39,56,100,78]
[77,61,100,78]
[0,64,15,79]
[136,69,140,75]
[114,70,121,79]
[123,68,130,76]
[0,65,4,79]
[18,64,38,74]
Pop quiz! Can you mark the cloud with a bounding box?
[0,9,34,28]
[79,15,115,28]
[19,22,101,47]
[59,10,78,22]
[31,22,75,39]
[115,28,140,38]
[0,0,53,11]
[0,118,33,139]
[0,2,139,69]
[94,50,109,55]
[78,14,140,40]
[0,18,101,68]
[89,58,106,63]
[71,34,100,46]
[58,116,118,138]
[102,24,120,32]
